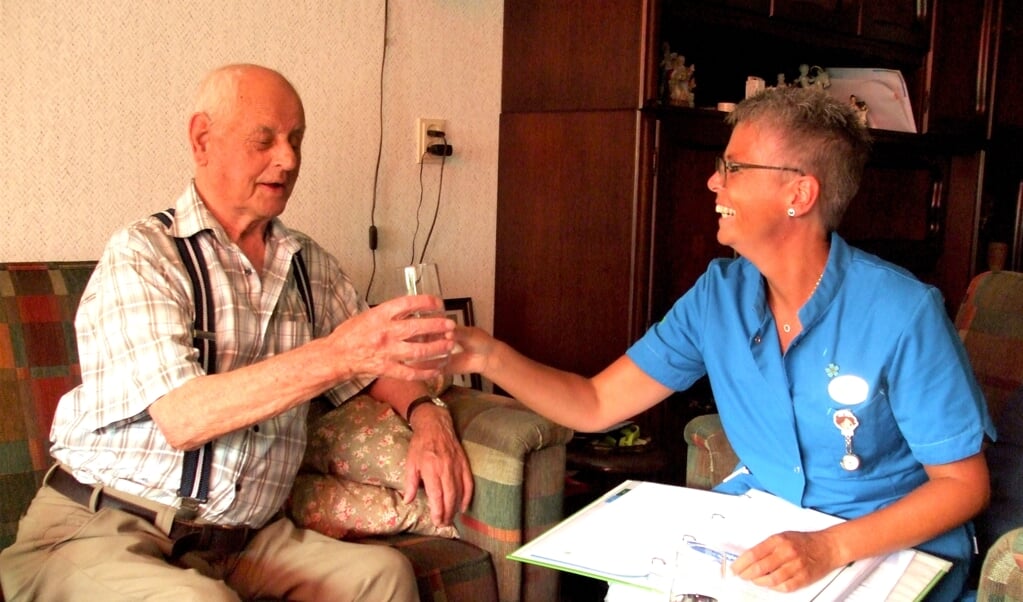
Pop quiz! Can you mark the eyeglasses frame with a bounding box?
[715,156,805,186]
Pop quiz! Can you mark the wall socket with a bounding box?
[416,117,447,163]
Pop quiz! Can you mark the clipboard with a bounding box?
[509,480,950,601]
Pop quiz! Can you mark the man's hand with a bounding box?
[730,530,841,592]
[402,404,474,527]
[324,295,455,383]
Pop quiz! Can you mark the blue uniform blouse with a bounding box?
[627,234,994,569]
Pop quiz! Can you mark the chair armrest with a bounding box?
[683,413,739,491]
[978,527,1023,601]
[441,385,574,602]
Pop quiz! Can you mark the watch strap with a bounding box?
[405,394,440,423]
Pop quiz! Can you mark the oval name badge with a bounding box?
[827,374,869,405]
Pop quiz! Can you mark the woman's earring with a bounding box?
[787,208,796,217]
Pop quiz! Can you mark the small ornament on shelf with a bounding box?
[795,64,832,90]
[849,94,870,126]
[660,43,696,107]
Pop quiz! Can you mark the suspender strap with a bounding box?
[291,250,314,325]
[153,210,214,502]
[152,208,315,506]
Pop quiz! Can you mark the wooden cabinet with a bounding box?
[977,1,1023,273]
[497,0,1008,482]
[496,1,653,378]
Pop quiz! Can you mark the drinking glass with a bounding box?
[397,263,448,397]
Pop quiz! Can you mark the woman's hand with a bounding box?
[443,326,498,377]
[730,530,841,592]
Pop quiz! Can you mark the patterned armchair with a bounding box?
[0,261,573,602]
[683,270,1023,600]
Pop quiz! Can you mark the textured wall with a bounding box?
[0,0,502,331]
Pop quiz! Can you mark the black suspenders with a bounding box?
[152,209,313,508]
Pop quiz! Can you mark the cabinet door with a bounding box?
[502,0,648,113]
[495,110,641,377]
[993,0,1023,129]
[774,0,858,35]
[925,0,997,137]
[648,118,733,326]
[859,0,931,49]
[839,153,947,282]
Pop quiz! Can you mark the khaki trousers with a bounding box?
[0,486,417,601]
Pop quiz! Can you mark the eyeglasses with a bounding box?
[715,156,805,186]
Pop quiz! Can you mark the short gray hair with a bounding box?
[727,86,872,232]
[192,64,298,125]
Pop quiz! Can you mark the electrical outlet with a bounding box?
[416,118,446,163]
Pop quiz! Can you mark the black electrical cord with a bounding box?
[364,0,389,304]
[418,136,447,264]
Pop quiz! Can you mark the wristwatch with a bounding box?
[405,394,448,423]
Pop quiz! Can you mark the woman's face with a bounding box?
[707,122,801,257]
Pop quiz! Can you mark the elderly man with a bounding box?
[0,63,471,601]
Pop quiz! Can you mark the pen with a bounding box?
[605,487,632,503]
[685,540,739,564]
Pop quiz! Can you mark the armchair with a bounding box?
[0,262,573,602]
[683,270,1023,600]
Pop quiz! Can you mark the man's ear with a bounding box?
[189,112,212,166]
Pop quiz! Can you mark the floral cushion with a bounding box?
[288,395,458,540]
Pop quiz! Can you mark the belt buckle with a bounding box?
[176,497,201,521]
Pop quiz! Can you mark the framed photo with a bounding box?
[444,297,483,390]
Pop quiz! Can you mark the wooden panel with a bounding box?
[774,0,858,36]
[993,0,1023,129]
[924,0,995,137]
[648,139,732,325]
[495,111,641,376]
[859,0,931,49]
[502,0,649,113]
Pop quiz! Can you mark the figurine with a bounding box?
[774,73,788,88]
[795,64,831,90]
[849,95,869,126]
[667,53,696,107]
[796,63,813,88]
[811,65,831,89]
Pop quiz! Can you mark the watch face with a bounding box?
[432,397,448,408]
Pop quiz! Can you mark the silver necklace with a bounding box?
[781,271,824,334]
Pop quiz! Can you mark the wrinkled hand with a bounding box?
[324,295,455,382]
[402,405,474,527]
[730,530,840,592]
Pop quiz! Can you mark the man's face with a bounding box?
[196,70,305,221]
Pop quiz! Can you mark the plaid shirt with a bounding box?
[51,184,372,527]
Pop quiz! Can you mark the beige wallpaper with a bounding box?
[0,0,502,332]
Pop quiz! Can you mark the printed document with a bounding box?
[510,481,949,601]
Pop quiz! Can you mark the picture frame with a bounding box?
[444,297,483,390]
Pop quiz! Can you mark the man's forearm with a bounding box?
[149,336,350,449]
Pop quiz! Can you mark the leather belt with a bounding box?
[46,466,252,557]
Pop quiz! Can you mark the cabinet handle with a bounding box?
[975,0,995,114]
[929,179,944,236]
[1014,181,1023,271]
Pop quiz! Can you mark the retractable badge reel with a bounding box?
[827,373,869,472]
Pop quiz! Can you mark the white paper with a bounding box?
[825,68,917,133]
[511,481,895,602]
